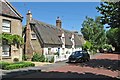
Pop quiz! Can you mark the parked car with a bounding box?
[99,48,104,53]
[68,50,90,63]
[107,48,113,53]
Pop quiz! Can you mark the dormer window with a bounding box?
[2,20,11,33]
[31,33,36,39]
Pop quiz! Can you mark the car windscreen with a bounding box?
[72,51,82,57]
[71,52,75,55]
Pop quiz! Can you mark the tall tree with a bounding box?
[81,16,106,53]
[106,28,120,52]
[97,1,120,52]
[96,1,120,28]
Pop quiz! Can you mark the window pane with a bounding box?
[2,52,9,57]
[3,45,10,51]
[2,27,10,32]
[2,45,10,56]
[31,34,36,39]
[2,20,10,27]
[2,20,11,32]
[32,34,36,38]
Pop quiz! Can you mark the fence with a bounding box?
[45,54,71,63]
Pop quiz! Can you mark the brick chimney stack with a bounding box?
[26,10,32,25]
[56,17,62,28]
[25,10,33,60]
[26,10,32,33]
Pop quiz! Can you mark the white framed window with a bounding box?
[31,34,36,39]
[2,45,10,57]
[2,20,11,33]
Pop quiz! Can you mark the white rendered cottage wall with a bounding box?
[43,48,48,55]
[74,47,82,52]
[59,32,66,55]
[43,32,83,62]
[43,47,61,55]
[71,34,75,49]
[61,32,65,48]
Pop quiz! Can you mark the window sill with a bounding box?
[31,38,37,40]
[2,56,11,59]
[13,49,18,51]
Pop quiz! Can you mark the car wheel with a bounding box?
[84,59,87,62]
[86,58,90,62]
[77,59,81,63]
[68,60,71,63]
[79,59,84,63]
[81,59,84,62]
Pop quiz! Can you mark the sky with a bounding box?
[11,2,101,32]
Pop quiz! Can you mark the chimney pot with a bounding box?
[57,17,60,20]
[28,10,31,14]
[27,10,32,15]
[56,16,62,28]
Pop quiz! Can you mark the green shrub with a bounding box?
[49,57,54,63]
[4,62,35,70]
[13,61,24,64]
[22,54,28,61]
[4,64,24,70]
[54,52,59,56]
[103,44,112,50]
[32,53,45,62]
[0,61,11,69]
[45,58,49,62]
[22,62,35,67]
[0,61,35,70]
[39,55,45,62]
[32,53,41,62]
[13,58,19,62]
[82,41,92,50]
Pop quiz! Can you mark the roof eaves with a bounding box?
[5,0,23,19]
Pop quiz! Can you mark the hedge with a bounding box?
[0,61,35,70]
[4,64,25,70]
[0,61,11,69]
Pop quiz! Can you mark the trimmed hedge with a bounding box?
[0,61,11,69]
[0,61,35,70]
[4,64,24,70]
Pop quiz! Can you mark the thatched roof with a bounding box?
[30,19,84,47]
[30,19,62,46]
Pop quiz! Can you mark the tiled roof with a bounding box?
[0,1,23,20]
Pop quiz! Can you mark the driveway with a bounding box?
[2,53,120,79]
